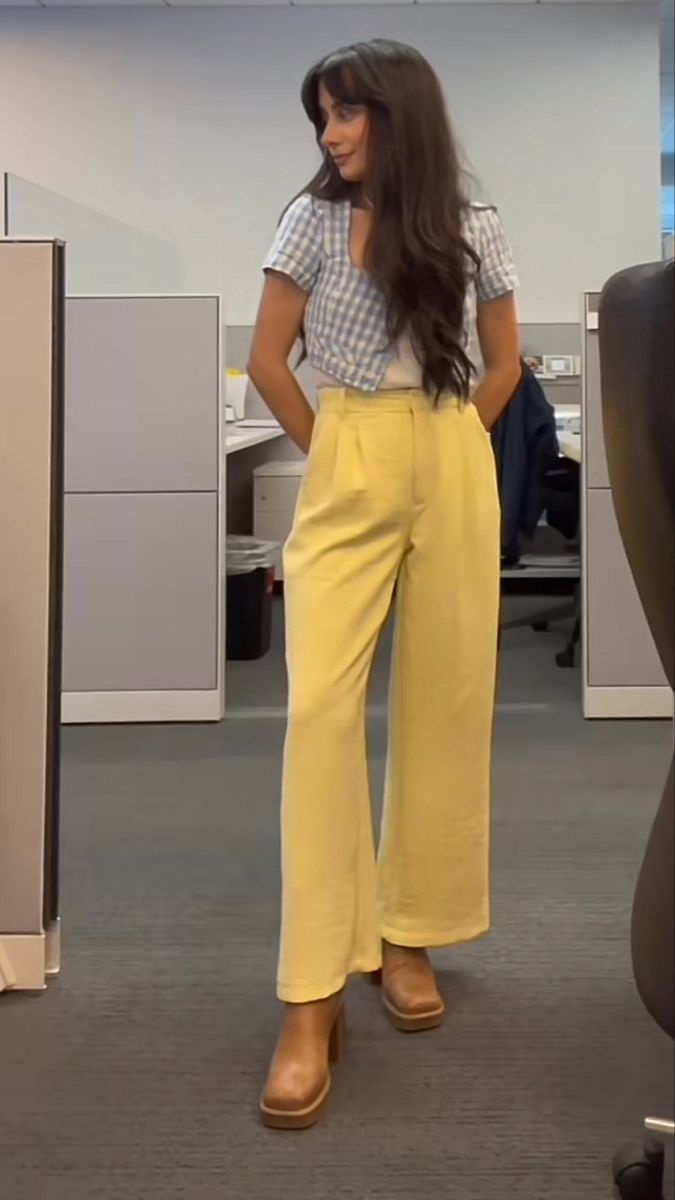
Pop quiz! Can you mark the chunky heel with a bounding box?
[259,995,346,1130]
[376,947,445,1033]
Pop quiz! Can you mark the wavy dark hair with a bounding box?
[300,39,479,400]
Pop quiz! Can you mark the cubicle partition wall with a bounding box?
[582,291,672,718]
[3,173,184,293]
[0,240,64,991]
[3,175,224,723]
[61,295,224,724]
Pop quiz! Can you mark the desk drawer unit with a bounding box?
[254,462,304,581]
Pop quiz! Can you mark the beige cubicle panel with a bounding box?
[0,240,64,990]
[582,291,672,719]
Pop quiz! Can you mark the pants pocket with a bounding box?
[300,413,367,508]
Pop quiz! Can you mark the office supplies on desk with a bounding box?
[522,353,579,382]
[542,354,581,377]
[555,406,581,435]
[225,370,248,421]
[558,431,581,462]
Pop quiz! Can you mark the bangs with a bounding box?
[301,51,375,128]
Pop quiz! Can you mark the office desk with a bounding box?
[225,423,285,456]
[558,430,581,463]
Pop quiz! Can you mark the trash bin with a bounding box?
[226,536,278,661]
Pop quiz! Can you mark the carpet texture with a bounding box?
[1,614,673,1199]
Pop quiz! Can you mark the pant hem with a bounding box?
[277,958,382,1004]
[380,921,491,950]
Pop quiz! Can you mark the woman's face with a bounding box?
[318,80,370,184]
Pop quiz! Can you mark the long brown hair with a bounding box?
[300,39,479,400]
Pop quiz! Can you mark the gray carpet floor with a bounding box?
[226,593,582,713]
[1,599,673,1200]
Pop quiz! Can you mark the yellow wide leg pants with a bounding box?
[278,388,501,1003]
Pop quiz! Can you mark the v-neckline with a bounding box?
[344,201,370,276]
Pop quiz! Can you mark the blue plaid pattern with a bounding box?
[263,195,519,393]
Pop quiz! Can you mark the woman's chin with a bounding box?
[341,169,365,185]
[336,161,364,184]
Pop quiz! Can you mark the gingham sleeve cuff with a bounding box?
[475,207,519,302]
[263,194,323,295]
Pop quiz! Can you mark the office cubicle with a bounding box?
[0,240,64,991]
[4,175,225,723]
[61,294,224,723]
[582,291,672,718]
[3,173,184,293]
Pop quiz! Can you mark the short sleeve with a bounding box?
[262,194,323,295]
[473,207,519,303]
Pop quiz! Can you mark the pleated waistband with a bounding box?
[317,387,462,415]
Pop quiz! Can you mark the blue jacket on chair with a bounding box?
[490,364,560,565]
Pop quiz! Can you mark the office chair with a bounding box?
[499,436,581,667]
[598,259,674,1200]
[495,361,577,657]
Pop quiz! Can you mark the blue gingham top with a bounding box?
[263,195,519,392]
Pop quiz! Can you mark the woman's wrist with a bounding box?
[473,364,520,430]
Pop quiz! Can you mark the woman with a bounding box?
[248,38,520,1129]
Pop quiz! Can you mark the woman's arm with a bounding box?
[472,291,521,431]
[247,272,317,455]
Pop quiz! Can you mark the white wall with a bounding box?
[0,4,662,323]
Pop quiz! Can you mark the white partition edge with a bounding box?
[584,687,674,720]
[61,690,223,725]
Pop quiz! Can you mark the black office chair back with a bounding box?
[599,260,674,1041]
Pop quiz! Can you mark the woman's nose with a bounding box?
[321,120,338,148]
